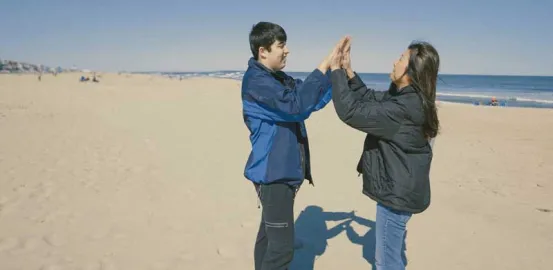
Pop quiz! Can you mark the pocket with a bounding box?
[259,185,269,202]
[265,221,289,228]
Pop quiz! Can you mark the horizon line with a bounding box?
[134,70,553,78]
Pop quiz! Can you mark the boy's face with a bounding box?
[259,40,289,71]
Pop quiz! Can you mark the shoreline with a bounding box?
[2,72,552,109]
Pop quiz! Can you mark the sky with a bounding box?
[1,0,552,76]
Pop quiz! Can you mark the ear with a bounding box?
[258,47,267,59]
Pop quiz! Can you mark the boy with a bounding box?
[241,21,334,270]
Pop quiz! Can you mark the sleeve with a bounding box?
[348,72,386,101]
[244,68,331,122]
[331,69,405,140]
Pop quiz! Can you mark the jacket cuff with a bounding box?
[312,68,331,87]
[348,72,363,83]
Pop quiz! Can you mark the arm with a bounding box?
[352,216,375,228]
[326,220,351,239]
[293,69,333,113]
[243,69,330,122]
[331,69,405,140]
[345,225,362,244]
[348,71,386,101]
[348,70,368,95]
[322,211,354,221]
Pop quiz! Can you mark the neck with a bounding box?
[256,59,275,72]
[396,81,410,90]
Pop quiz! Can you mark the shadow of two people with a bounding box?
[290,205,377,270]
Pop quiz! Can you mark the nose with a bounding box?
[284,46,290,54]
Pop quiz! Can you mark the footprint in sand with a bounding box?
[28,209,67,224]
[178,252,196,261]
[216,245,238,259]
[41,265,64,270]
[89,227,111,240]
[0,197,20,217]
[0,237,20,253]
[0,196,9,205]
[240,220,257,229]
[9,236,42,255]
[150,255,194,270]
[29,182,55,203]
[184,189,196,200]
[44,233,66,247]
[80,258,118,270]
[79,262,100,270]
[149,262,169,270]
[99,259,118,270]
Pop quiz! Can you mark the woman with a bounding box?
[329,37,440,270]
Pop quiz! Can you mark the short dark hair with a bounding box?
[249,22,287,60]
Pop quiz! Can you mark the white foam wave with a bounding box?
[437,92,553,104]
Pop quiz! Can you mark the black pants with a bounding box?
[254,183,298,270]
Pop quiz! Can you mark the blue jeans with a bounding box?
[375,203,412,270]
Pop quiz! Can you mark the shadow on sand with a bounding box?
[290,205,377,270]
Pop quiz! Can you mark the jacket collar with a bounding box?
[248,57,288,82]
[389,83,417,96]
[248,57,274,74]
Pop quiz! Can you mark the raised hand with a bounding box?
[341,37,351,70]
[319,37,343,73]
[330,36,350,71]
[341,37,355,79]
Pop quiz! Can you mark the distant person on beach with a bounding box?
[241,21,337,270]
[329,37,440,270]
[489,96,499,106]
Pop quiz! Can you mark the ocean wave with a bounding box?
[436,92,553,104]
[162,71,245,80]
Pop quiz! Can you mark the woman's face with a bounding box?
[391,49,411,85]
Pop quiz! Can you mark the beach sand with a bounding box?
[0,73,552,270]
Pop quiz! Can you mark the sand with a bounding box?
[0,73,552,270]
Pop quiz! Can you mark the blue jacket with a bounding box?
[241,58,332,186]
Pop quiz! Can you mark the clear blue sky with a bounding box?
[1,0,552,75]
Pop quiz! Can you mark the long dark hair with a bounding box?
[405,41,440,139]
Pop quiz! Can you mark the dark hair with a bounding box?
[405,41,440,139]
[249,22,287,60]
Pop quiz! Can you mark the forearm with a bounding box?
[331,69,354,121]
[347,71,370,95]
[346,68,355,80]
[296,69,331,112]
[318,62,329,75]
[331,69,403,139]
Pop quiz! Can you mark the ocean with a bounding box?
[157,71,553,109]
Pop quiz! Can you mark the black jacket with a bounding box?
[331,69,433,214]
